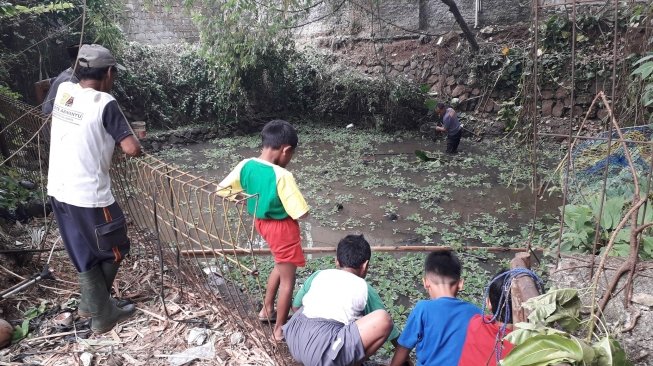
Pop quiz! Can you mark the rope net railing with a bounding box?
[110,153,288,363]
[0,95,288,364]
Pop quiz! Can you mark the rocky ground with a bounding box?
[549,255,653,366]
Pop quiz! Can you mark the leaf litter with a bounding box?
[0,222,276,365]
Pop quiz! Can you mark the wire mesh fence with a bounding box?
[0,95,289,364]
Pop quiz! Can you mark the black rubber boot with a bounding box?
[78,266,135,334]
[78,261,134,317]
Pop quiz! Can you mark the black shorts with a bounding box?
[51,197,130,272]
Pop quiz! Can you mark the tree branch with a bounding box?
[439,0,479,52]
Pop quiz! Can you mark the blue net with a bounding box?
[565,125,653,203]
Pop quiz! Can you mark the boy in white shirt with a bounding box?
[283,234,399,365]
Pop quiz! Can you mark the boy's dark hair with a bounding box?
[489,269,512,323]
[424,250,461,283]
[336,234,371,269]
[261,120,298,150]
[436,102,446,110]
[75,65,114,81]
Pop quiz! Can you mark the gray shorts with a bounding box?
[282,308,365,366]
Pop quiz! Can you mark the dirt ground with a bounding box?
[549,255,653,366]
[0,220,278,366]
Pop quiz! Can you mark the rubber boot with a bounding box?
[78,261,134,317]
[78,266,135,334]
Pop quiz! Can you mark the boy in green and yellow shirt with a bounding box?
[219,120,308,341]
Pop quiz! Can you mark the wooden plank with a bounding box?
[180,246,539,257]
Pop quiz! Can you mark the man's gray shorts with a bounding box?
[282,308,365,366]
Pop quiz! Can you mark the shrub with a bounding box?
[114,43,428,131]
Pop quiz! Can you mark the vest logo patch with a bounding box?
[60,93,74,107]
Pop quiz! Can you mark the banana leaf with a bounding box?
[415,149,437,162]
[500,334,585,366]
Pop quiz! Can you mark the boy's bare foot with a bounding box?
[258,307,276,322]
[272,326,284,342]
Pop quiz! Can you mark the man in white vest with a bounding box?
[47,44,141,334]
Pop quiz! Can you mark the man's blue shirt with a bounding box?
[442,107,461,136]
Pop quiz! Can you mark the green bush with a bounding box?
[114,43,427,131]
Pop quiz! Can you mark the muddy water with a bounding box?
[157,130,562,251]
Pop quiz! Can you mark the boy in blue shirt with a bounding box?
[390,250,482,366]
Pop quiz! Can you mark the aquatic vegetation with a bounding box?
[155,123,563,251]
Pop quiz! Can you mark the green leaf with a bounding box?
[637,204,653,226]
[505,323,566,346]
[609,242,630,257]
[11,319,29,342]
[592,336,632,366]
[500,334,584,366]
[523,289,581,331]
[23,301,47,320]
[633,54,653,65]
[415,150,436,162]
[600,197,626,230]
[642,84,653,107]
[631,61,653,80]
[563,204,593,235]
[642,236,653,259]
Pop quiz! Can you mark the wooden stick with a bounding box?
[0,264,26,280]
[25,330,77,343]
[136,306,167,321]
[180,245,536,257]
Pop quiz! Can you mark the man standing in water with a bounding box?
[435,103,462,154]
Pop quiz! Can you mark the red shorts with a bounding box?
[255,217,305,267]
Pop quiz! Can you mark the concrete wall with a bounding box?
[122,0,530,45]
[122,0,199,44]
[292,0,530,42]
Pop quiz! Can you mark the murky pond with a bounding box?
[155,125,563,251]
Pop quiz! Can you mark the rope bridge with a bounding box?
[0,94,287,364]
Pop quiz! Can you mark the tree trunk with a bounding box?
[439,0,479,52]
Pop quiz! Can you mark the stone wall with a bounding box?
[324,29,612,121]
[120,0,629,122]
[318,33,502,114]
[122,0,199,44]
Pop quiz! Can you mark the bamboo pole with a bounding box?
[180,245,538,257]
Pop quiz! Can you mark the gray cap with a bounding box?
[77,44,125,71]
